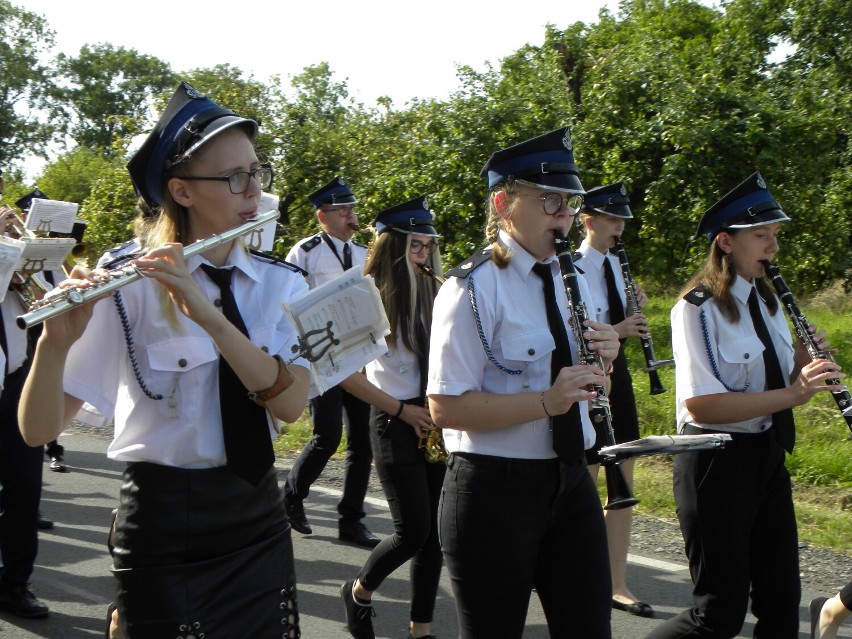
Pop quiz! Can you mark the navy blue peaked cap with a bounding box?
[580,182,633,218]
[696,172,790,240]
[127,81,258,207]
[15,188,48,212]
[480,127,584,194]
[308,176,358,208]
[374,195,438,236]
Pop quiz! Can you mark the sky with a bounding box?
[20,0,618,106]
[14,0,623,179]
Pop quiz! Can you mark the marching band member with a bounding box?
[574,182,654,618]
[645,172,844,639]
[17,82,309,638]
[338,197,445,639]
[283,177,380,548]
[427,127,620,638]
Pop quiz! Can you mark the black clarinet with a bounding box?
[610,237,674,394]
[554,230,639,510]
[762,260,852,436]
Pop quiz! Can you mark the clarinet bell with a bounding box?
[604,463,640,510]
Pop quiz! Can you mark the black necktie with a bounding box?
[201,264,274,485]
[343,242,353,271]
[604,258,626,326]
[532,263,584,461]
[747,288,795,452]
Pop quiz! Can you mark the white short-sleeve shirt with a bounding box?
[286,232,367,289]
[671,275,795,434]
[575,240,627,325]
[63,243,310,468]
[427,231,597,459]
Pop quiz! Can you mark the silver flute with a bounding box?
[16,209,280,329]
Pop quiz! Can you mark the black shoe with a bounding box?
[37,511,54,531]
[339,579,375,639]
[339,523,380,548]
[0,583,49,618]
[49,456,67,472]
[284,493,312,535]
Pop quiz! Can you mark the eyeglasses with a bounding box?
[517,191,583,216]
[410,239,439,255]
[180,166,274,194]
[322,205,356,217]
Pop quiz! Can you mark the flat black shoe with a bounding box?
[37,511,54,531]
[49,456,67,472]
[339,580,375,639]
[809,596,828,639]
[612,598,655,618]
[339,523,380,548]
[0,583,49,618]
[284,493,312,535]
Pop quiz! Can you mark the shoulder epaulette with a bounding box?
[684,284,713,306]
[299,235,322,252]
[352,240,367,249]
[249,250,307,276]
[100,250,146,271]
[106,239,137,254]
[446,247,492,279]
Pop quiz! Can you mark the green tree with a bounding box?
[52,43,176,152]
[0,0,56,168]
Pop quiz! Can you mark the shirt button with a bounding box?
[178,358,187,368]
[261,346,269,353]
[214,298,222,307]
[528,348,535,356]
[744,353,750,359]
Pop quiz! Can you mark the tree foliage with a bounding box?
[5,0,850,292]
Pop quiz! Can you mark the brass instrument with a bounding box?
[417,261,448,462]
[762,260,852,436]
[554,230,639,510]
[610,237,674,394]
[17,210,281,329]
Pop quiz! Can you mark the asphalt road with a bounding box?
[1,428,849,638]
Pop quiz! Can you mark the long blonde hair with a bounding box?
[680,230,778,323]
[364,230,441,356]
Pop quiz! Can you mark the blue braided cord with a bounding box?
[467,275,522,375]
[700,307,749,393]
[112,291,163,400]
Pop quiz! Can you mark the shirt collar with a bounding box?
[577,239,606,270]
[731,274,756,305]
[187,241,262,284]
[498,229,559,280]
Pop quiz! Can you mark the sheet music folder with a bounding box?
[283,268,390,394]
[599,433,732,462]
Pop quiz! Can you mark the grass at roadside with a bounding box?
[274,281,852,553]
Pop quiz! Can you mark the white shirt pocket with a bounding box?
[717,334,765,390]
[146,337,219,419]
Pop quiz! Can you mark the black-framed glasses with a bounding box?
[517,191,583,216]
[181,166,274,194]
[321,205,356,217]
[410,239,439,254]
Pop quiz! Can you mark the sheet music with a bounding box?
[25,199,78,235]
[0,236,26,303]
[246,192,279,252]
[14,238,76,273]
[284,269,390,394]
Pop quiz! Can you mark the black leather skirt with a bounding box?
[110,462,299,638]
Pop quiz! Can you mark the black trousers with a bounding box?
[359,399,446,623]
[645,427,800,639]
[440,452,612,638]
[285,385,372,525]
[0,363,43,586]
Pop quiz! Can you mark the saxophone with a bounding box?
[418,263,449,463]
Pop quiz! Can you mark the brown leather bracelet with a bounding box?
[248,355,294,406]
